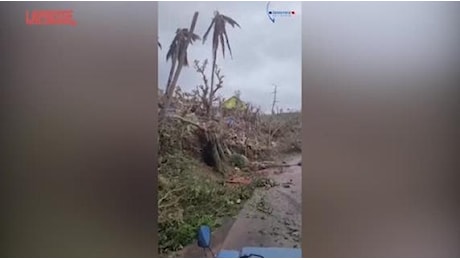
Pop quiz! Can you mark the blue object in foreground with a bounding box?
[197,225,212,248]
[197,225,302,258]
[217,250,241,258]
[217,247,302,258]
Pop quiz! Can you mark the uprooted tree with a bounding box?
[175,60,229,174]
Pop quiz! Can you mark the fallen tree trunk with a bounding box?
[251,161,301,170]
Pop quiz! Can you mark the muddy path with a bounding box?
[220,154,302,250]
[181,154,302,257]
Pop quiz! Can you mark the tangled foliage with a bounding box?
[158,152,255,255]
[158,9,300,255]
[268,112,301,154]
[158,81,301,256]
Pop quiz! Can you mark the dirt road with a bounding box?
[220,154,302,250]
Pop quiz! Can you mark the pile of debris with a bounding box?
[159,87,292,175]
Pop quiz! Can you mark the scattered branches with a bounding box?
[158,10,300,257]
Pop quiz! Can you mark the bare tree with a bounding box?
[193,59,225,117]
[160,12,200,121]
[193,59,210,114]
[203,11,240,114]
[210,67,225,117]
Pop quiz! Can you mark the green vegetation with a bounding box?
[158,152,255,255]
[158,9,301,257]
[229,153,249,169]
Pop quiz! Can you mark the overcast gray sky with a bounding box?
[159,1,301,113]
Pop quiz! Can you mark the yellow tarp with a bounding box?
[223,96,247,110]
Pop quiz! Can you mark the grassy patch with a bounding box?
[158,152,255,256]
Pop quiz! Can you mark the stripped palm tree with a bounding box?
[160,12,200,120]
[203,11,240,116]
[165,28,200,89]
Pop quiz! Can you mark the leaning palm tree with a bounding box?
[160,12,200,121]
[165,28,200,89]
[203,11,240,114]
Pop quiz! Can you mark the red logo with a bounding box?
[26,10,77,26]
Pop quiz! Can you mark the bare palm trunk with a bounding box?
[271,84,278,115]
[166,59,177,93]
[162,59,177,107]
[208,48,217,118]
[160,12,199,121]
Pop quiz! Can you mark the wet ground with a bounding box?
[220,154,302,251]
[181,154,302,257]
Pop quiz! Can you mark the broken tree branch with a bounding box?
[171,115,206,131]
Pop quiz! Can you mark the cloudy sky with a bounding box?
[158,1,301,113]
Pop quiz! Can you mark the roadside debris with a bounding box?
[256,196,273,215]
[226,176,252,185]
[281,179,294,188]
